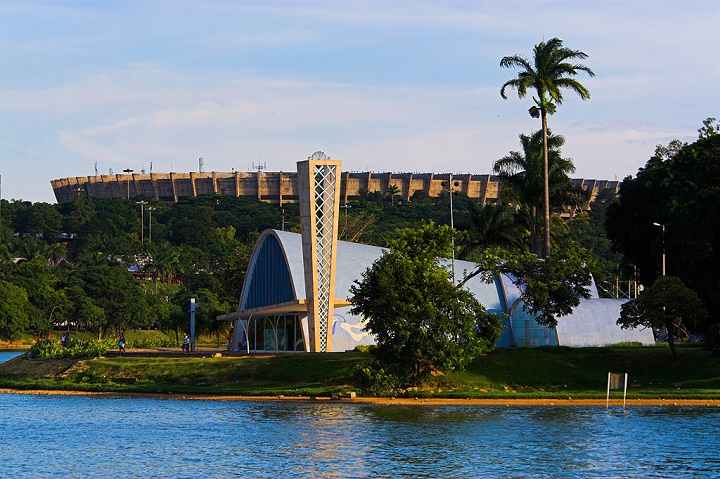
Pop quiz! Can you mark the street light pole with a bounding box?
[340,203,351,237]
[448,173,455,285]
[136,201,148,245]
[147,207,155,243]
[653,222,666,276]
[123,168,134,199]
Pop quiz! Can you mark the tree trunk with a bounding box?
[541,110,551,258]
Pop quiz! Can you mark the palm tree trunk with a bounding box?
[542,110,551,258]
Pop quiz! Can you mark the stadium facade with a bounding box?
[51,170,619,208]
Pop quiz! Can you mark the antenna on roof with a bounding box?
[95,162,98,176]
[199,157,204,172]
[253,162,267,173]
[150,162,153,174]
[109,168,114,175]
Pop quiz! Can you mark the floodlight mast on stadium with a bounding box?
[123,168,134,199]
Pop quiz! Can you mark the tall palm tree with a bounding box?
[500,37,594,257]
[494,129,588,255]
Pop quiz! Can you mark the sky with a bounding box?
[1,1,719,204]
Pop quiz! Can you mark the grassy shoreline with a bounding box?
[1,345,719,401]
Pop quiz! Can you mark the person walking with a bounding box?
[182,333,189,353]
[118,333,126,353]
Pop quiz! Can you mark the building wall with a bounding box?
[51,171,619,207]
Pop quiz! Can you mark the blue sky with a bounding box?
[1,0,718,203]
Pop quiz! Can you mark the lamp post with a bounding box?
[123,168,134,199]
[146,207,155,243]
[443,174,456,285]
[340,203,351,237]
[136,201,148,244]
[652,222,666,276]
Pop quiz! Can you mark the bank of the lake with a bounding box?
[2,345,719,401]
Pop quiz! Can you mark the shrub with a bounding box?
[610,341,644,348]
[29,338,112,359]
[29,338,63,359]
[126,338,176,349]
[353,362,400,397]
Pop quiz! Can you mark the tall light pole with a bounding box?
[340,203,351,237]
[147,207,155,243]
[123,168,134,199]
[443,174,456,285]
[136,201,148,244]
[653,222,666,276]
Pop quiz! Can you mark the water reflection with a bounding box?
[0,393,718,478]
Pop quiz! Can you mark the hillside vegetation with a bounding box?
[2,346,718,400]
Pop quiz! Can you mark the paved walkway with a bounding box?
[105,347,247,358]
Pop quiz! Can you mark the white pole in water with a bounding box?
[190,298,196,352]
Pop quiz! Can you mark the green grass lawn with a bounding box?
[2,345,719,399]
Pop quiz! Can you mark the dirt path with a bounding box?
[2,388,718,407]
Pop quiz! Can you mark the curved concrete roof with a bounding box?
[236,229,655,350]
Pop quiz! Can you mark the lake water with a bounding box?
[1,352,719,478]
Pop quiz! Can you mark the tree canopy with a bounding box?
[618,276,706,359]
[349,222,503,388]
[606,124,720,329]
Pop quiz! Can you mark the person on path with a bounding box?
[118,333,126,353]
[182,333,189,353]
[60,332,66,348]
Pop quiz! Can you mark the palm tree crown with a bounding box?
[494,129,588,254]
[500,37,595,115]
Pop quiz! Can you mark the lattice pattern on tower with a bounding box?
[313,164,337,352]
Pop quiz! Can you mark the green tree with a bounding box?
[618,276,706,359]
[459,202,525,260]
[386,184,400,206]
[0,280,30,340]
[27,203,63,241]
[63,285,106,336]
[606,130,720,329]
[349,222,503,387]
[75,263,150,337]
[698,117,719,139]
[460,242,593,327]
[568,189,623,293]
[493,128,588,254]
[501,37,595,257]
[9,258,64,335]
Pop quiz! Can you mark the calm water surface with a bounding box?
[2,353,719,478]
